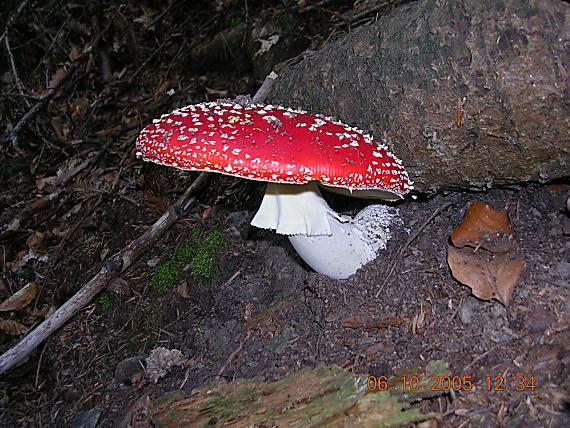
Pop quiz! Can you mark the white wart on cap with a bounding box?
[136,101,412,196]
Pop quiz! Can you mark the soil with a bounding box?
[0,1,568,427]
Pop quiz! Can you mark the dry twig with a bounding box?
[4,36,30,107]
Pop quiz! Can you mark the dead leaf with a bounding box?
[50,117,67,143]
[96,116,139,136]
[364,342,395,356]
[177,281,190,299]
[205,87,228,97]
[26,231,49,253]
[0,282,38,311]
[201,205,217,220]
[146,347,187,383]
[0,319,28,335]
[447,247,525,306]
[547,183,564,192]
[31,305,55,320]
[451,202,513,252]
[411,302,426,335]
[48,66,68,89]
[36,159,90,192]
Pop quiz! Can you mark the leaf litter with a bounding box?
[0,282,38,312]
[447,202,525,306]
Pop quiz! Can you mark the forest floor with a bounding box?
[0,1,568,427]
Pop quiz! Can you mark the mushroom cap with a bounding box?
[136,102,413,196]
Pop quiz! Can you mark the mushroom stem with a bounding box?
[250,181,398,279]
[251,182,345,235]
[288,205,397,279]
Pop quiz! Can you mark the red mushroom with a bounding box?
[136,101,413,278]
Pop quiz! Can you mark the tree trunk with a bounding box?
[268,0,570,192]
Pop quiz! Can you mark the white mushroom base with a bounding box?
[288,205,399,279]
[250,182,400,280]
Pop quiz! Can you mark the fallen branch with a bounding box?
[0,71,278,375]
[0,173,209,375]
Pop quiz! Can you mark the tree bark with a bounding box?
[269,0,570,192]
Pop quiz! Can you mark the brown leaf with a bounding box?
[36,159,90,192]
[177,281,190,299]
[0,282,38,311]
[0,319,28,335]
[48,66,68,89]
[31,304,56,320]
[451,202,514,252]
[447,247,525,306]
[411,302,426,335]
[26,231,48,252]
[205,87,228,97]
[547,183,564,193]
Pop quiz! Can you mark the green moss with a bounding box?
[149,228,223,292]
[150,259,184,291]
[97,293,113,310]
[191,231,223,279]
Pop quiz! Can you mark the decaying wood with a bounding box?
[269,0,570,192]
[0,72,278,375]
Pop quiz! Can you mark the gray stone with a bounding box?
[459,296,480,325]
[483,319,516,343]
[224,210,254,228]
[529,207,542,219]
[551,261,570,281]
[70,407,102,428]
[114,357,145,385]
[525,307,554,333]
[490,302,507,318]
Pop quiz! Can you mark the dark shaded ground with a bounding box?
[0,1,568,427]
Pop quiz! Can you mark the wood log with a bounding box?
[269,0,570,192]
